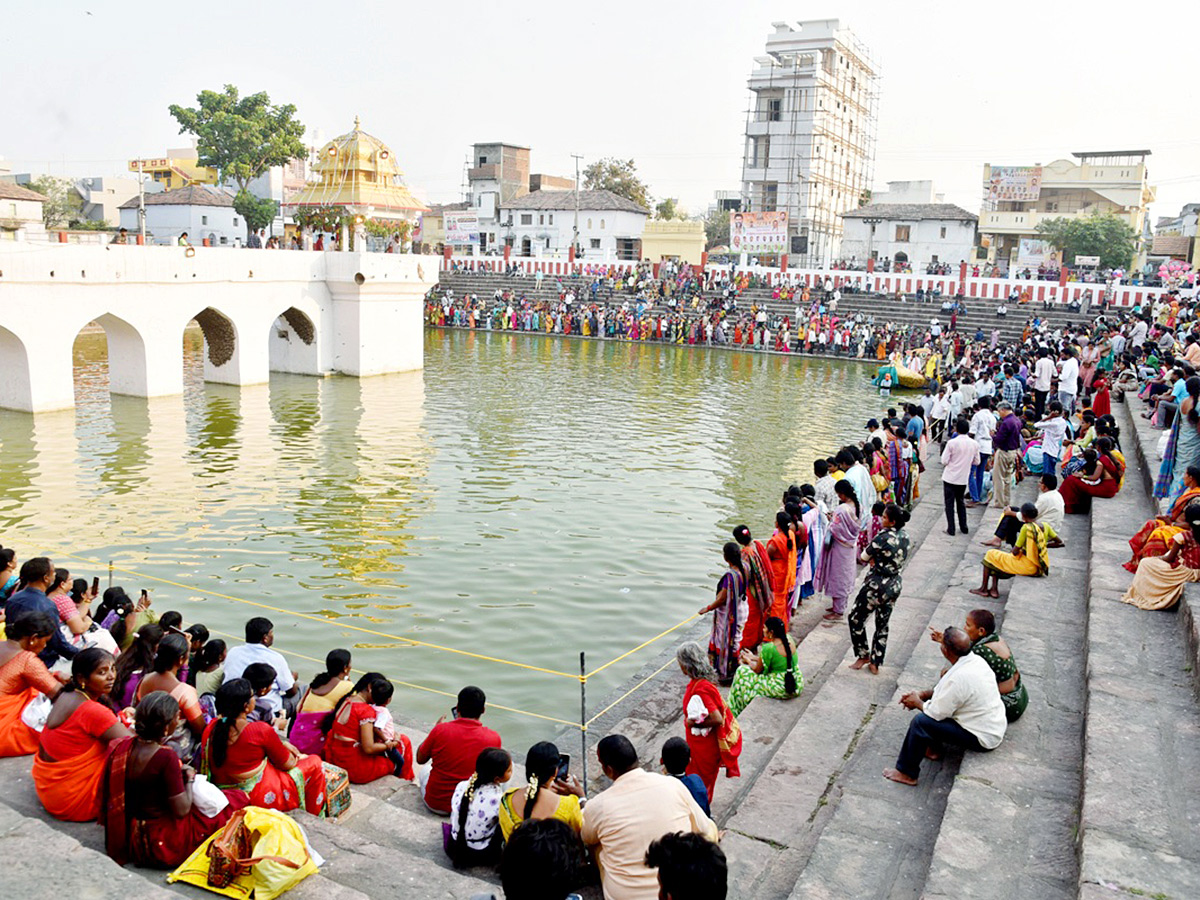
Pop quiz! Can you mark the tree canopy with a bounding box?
[703,206,731,249]
[169,85,306,192]
[654,197,687,221]
[583,158,650,210]
[25,175,81,229]
[233,189,279,235]
[1035,214,1137,270]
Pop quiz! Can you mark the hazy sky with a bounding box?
[4,1,1198,220]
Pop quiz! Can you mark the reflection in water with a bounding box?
[0,328,883,745]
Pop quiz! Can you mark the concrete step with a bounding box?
[922,493,1089,900]
[1073,400,1200,900]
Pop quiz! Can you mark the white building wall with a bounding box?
[841,218,975,268]
[507,208,647,260]
[119,205,242,246]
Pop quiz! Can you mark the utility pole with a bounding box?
[137,158,146,245]
[571,154,583,259]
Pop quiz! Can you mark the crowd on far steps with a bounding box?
[1,281,1199,899]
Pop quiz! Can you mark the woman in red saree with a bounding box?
[733,525,774,654]
[1060,440,1123,514]
[201,678,326,815]
[677,642,741,803]
[324,673,413,783]
[1126,467,1200,573]
[0,611,64,757]
[101,691,249,868]
[34,648,131,821]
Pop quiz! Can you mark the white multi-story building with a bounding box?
[118,184,242,246]
[840,181,977,270]
[503,190,648,261]
[740,19,878,268]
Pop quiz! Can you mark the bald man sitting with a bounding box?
[884,627,1007,785]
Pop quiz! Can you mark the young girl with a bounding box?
[446,747,512,867]
[859,502,886,564]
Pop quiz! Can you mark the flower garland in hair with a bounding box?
[526,774,539,804]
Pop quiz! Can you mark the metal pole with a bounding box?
[571,154,582,265]
[137,160,146,245]
[579,651,588,794]
[108,560,113,590]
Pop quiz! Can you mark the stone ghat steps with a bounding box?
[0,755,371,900]
[1076,401,1200,900]
[435,271,1103,348]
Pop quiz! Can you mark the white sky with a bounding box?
[3,0,1198,221]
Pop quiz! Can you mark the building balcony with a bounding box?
[469,164,499,181]
[979,207,1140,235]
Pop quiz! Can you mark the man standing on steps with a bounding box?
[884,628,1006,786]
[990,401,1022,509]
[1031,346,1055,419]
[940,418,979,536]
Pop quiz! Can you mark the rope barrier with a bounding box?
[585,657,678,727]
[585,613,701,678]
[205,629,583,731]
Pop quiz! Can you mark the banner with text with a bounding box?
[1016,238,1058,269]
[986,166,1043,204]
[730,211,788,254]
[444,212,481,245]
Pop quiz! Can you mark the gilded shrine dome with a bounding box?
[287,117,427,221]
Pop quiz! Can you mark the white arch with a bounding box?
[0,325,34,412]
[268,306,321,375]
[189,306,245,385]
[91,313,151,397]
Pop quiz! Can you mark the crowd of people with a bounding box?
[3,276,1199,897]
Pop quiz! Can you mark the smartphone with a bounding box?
[91,577,100,596]
[556,753,570,781]
[140,589,148,599]
[451,706,459,720]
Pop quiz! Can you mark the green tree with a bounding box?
[169,85,305,235]
[654,197,690,221]
[582,158,650,210]
[25,175,81,229]
[1035,214,1137,270]
[703,206,731,249]
[233,189,279,235]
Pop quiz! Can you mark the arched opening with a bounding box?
[268,306,320,376]
[521,237,532,257]
[188,306,242,385]
[894,251,909,265]
[0,325,34,412]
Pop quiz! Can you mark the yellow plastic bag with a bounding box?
[168,807,318,900]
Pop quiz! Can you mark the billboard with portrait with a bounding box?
[730,210,788,254]
[444,212,481,245]
[1016,238,1058,268]
[986,166,1043,204]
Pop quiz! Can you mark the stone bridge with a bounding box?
[0,243,436,412]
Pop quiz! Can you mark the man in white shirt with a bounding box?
[940,418,980,536]
[813,459,838,516]
[1031,346,1056,418]
[947,381,964,421]
[967,397,997,505]
[1130,317,1148,349]
[929,388,950,445]
[222,616,299,719]
[1057,347,1080,416]
[582,735,718,900]
[884,628,1006,785]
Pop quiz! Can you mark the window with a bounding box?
[767,98,782,121]
[749,135,770,168]
[538,214,544,225]
[520,213,532,225]
[600,219,605,229]
[479,155,488,164]
[201,215,208,225]
[939,226,947,239]
[762,183,778,211]
[590,238,601,249]
[895,225,911,242]
[548,214,553,225]
[233,217,239,227]
[588,218,593,229]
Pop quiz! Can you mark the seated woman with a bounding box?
[498,741,585,842]
[1123,504,1200,610]
[728,616,803,716]
[291,649,353,756]
[34,648,132,821]
[201,678,327,815]
[1126,468,1200,573]
[100,691,250,868]
[933,610,1028,722]
[971,503,1054,598]
[323,672,413,783]
[447,747,512,868]
[1060,439,1124,514]
[0,611,66,757]
[111,623,164,710]
[136,633,205,764]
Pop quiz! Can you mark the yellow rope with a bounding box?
[52,550,579,681]
[584,657,677,726]
[585,613,700,678]
[206,629,583,730]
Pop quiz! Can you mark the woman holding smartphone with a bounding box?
[497,741,584,841]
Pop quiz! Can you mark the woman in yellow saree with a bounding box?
[971,503,1053,598]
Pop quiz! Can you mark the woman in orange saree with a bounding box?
[34,648,131,821]
[0,611,64,757]
[1125,468,1200,573]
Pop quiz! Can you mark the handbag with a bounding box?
[322,762,352,819]
[206,809,301,889]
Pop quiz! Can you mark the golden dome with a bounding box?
[288,117,427,217]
